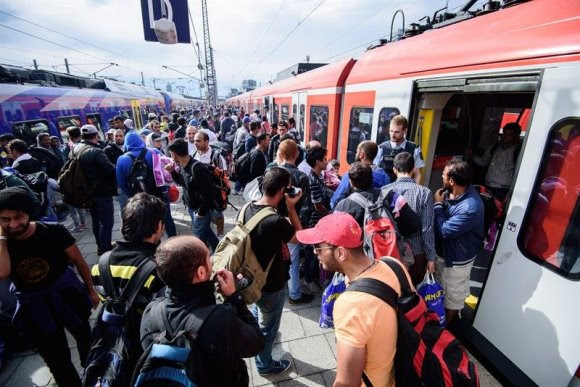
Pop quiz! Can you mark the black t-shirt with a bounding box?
[243,203,295,292]
[8,222,75,292]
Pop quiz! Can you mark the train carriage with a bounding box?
[229,0,580,384]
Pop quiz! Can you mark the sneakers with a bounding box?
[69,226,83,233]
[258,359,291,376]
[289,293,314,305]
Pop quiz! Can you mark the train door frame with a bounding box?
[291,92,307,145]
[471,65,580,386]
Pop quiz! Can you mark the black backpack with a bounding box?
[28,146,64,179]
[127,149,162,197]
[232,150,253,183]
[131,300,216,386]
[348,258,479,387]
[15,171,48,207]
[83,253,157,387]
[58,145,95,209]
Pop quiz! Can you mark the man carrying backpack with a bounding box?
[240,167,303,375]
[139,235,264,386]
[331,140,390,209]
[334,162,381,227]
[166,138,218,250]
[117,131,177,238]
[87,193,166,382]
[296,212,410,387]
[74,125,117,255]
[247,132,270,182]
[0,187,99,387]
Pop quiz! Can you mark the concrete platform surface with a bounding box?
[0,195,501,386]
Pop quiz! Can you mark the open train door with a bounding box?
[292,92,307,145]
[471,66,580,385]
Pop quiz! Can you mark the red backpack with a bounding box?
[347,258,479,387]
[348,191,416,267]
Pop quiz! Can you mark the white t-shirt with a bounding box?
[192,148,227,170]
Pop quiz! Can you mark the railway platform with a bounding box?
[0,195,500,386]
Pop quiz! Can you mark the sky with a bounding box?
[0,0,484,98]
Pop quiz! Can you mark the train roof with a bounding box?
[253,58,356,97]
[346,0,580,85]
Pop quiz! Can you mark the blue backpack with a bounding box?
[132,300,216,386]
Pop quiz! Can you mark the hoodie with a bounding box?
[116,132,155,197]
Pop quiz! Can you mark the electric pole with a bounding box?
[201,0,217,106]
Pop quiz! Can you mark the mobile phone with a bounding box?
[284,187,301,198]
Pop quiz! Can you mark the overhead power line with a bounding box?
[240,0,287,77]
[249,0,327,76]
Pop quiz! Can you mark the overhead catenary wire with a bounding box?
[248,0,327,77]
[239,0,288,77]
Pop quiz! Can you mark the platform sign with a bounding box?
[141,0,190,44]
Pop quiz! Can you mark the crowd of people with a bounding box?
[0,105,523,386]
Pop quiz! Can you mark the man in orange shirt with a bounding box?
[297,212,409,387]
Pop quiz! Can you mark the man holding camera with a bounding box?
[242,167,303,375]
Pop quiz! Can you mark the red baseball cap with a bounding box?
[296,212,363,248]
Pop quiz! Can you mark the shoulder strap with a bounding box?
[72,144,91,159]
[159,301,216,340]
[349,191,371,208]
[137,148,147,161]
[347,277,398,310]
[119,258,157,311]
[404,141,416,153]
[98,251,118,298]
[242,204,277,232]
[380,258,415,296]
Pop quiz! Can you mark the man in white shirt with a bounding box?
[186,126,197,156]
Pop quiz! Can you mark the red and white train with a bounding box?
[228,0,579,385]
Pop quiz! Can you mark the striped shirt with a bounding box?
[382,177,437,261]
[309,170,329,226]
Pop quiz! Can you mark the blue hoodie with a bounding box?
[116,132,155,197]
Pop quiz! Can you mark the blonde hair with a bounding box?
[390,114,408,129]
[278,139,298,161]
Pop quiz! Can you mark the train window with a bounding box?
[12,119,50,146]
[519,118,580,279]
[86,113,103,133]
[281,104,289,121]
[376,107,401,144]
[273,103,279,124]
[299,104,305,142]
[309,105,329,148]
[347,107,374,164]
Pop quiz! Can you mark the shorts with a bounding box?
[434,258,474,311]
[211,209,223,220]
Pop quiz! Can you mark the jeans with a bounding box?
[235,180,245,193]
[90,196,114,254]
[287,242,302,300]
[116,190,128,215]
[252,287,286,372]
[68,206,87,227]
[162,193,177,237]
[188,208,218,251]
[304,245,319,284]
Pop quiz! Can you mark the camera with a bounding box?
[284,186,301,198]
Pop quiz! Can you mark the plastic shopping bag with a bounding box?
[417,272,446,326]
[319,272,346,329]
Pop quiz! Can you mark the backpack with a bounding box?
[83,253,157,387]
[473,185,503,232]
[16,171,49,208]
[58,145,94,209]
[127,149,162,197]
[192,149,231,211]
[28,146,64,179]
[211,202,277,304]
[131,300,216,387]
[349,191,415,267]
[232,150,252,183]
[233,139,246,160]
[348,258,479,387]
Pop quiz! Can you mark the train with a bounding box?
[227,0,579,385]
[0,67,203,145]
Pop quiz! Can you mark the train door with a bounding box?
[292,92,306,144]
[130,99,143,130]
[472,66,580,386]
